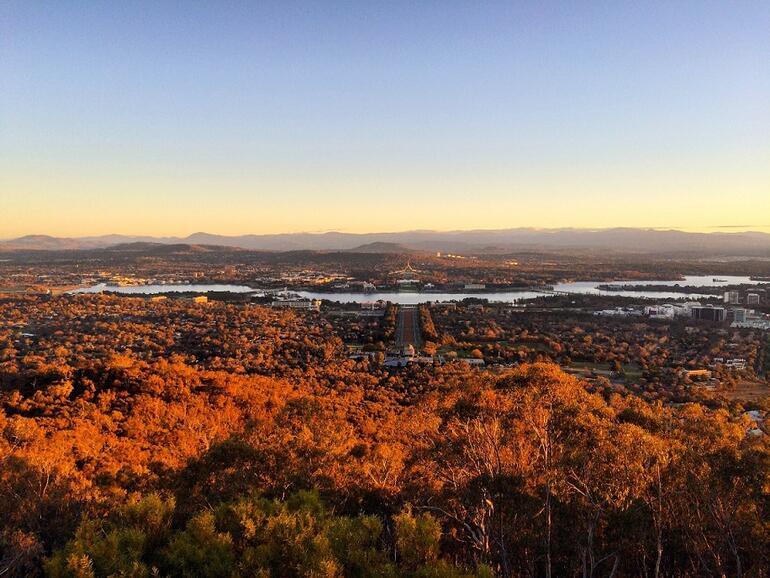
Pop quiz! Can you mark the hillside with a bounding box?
[346,242,419,254]
[3,228,770,256]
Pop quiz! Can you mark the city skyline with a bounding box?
[2,1,769,237]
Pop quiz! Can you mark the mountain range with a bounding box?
[2,228,770,256]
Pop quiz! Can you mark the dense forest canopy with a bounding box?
[0,295,768,577]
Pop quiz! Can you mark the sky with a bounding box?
[1,1,769,238]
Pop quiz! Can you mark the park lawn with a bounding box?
[720,380,770,402]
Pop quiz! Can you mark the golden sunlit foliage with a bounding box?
[0,295,768,577]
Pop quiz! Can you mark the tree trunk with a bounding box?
[545,481,552,578]
[654,464,663,578]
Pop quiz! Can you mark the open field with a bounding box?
[720,381,770,401]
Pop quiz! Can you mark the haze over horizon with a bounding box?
[5,226,770,256]
[7,224,770,241]
[2,1,769,237]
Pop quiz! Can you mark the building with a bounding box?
[596,307,641,317]
[192,295,208,304]
[732,308,748,323]
[673,304,695,318]
[271,299,321,311]
[682,369,712,380]
[396,279,420,290]
[691,306,725,322]
[392,262,421,280]
[724,291,740,304]
[747,293,761,305]
[464,283,486,290]
[732,319,770,330]
[675,302,702,318]
[644,304,675,319]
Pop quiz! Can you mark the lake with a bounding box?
[550,275,762,300]
[70,275,764,304]
[72,283,259,294]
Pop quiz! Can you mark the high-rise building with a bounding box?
[746,293,760,305]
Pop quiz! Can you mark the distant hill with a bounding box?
[104,242,243,254]
[346,242,419,254]
[0,234,107,251]
[0,234,170,252]
[3,228,770,256]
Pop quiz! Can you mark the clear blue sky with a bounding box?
[2,1,769,237]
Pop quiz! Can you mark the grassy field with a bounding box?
[720,381,770,402]
[567,361,643,381]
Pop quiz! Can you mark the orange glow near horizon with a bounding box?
[3,3,769,240]
[3,169,769,238]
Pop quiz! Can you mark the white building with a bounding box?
[595,307,641,317]
[724,290,740,304]
[271,299,321,311]
[725,291,741,305]
[676,302,701,317]
[644,304,676,319]
[643,303,696,319]
[732,319,770,330]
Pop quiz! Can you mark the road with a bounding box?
[395,305,422,350]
